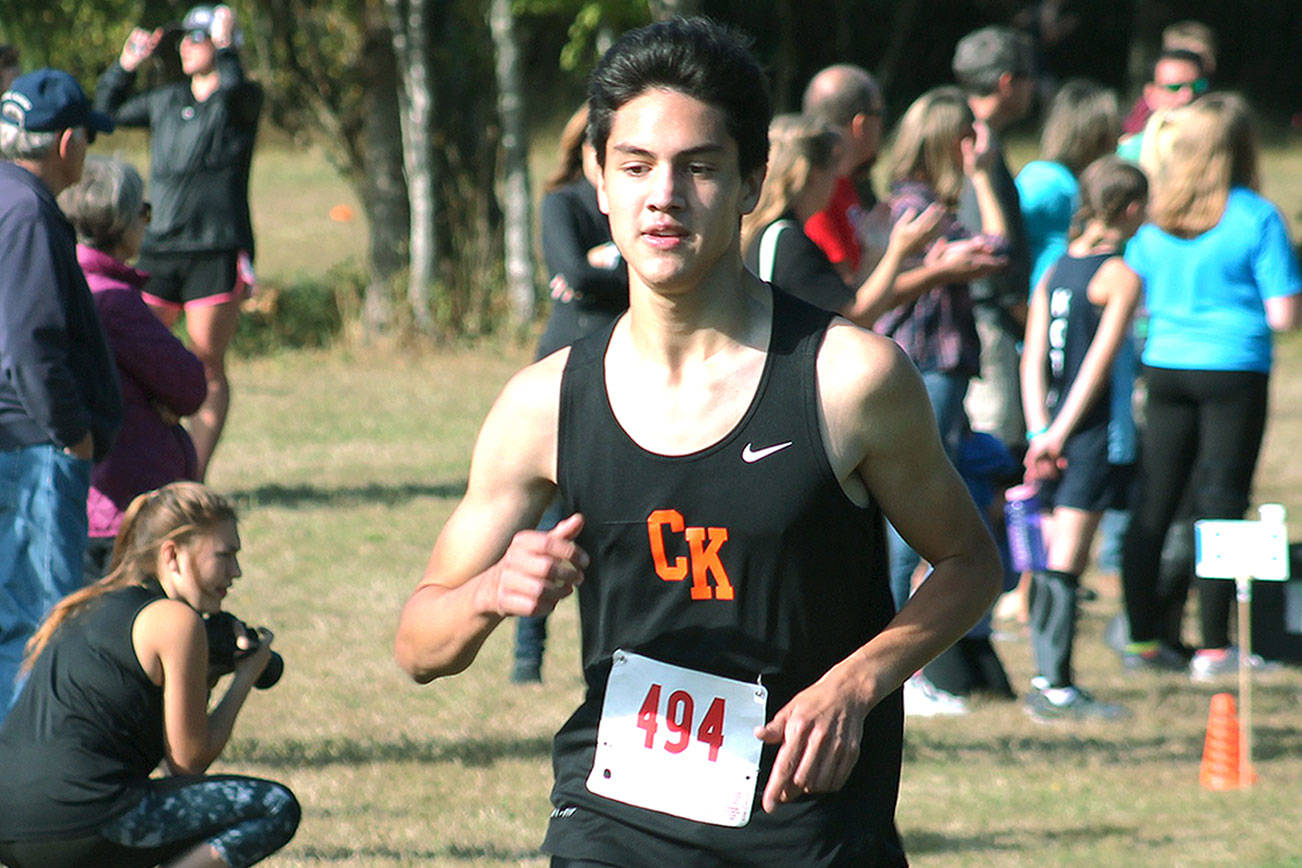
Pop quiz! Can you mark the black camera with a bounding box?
[203,611,284,689]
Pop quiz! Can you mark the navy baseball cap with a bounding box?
[0,69,114,137]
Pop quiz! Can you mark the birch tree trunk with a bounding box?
[385,0,436,333]
[488,0,536,329]
[360,2,409,337]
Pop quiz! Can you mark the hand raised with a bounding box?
[120,27,163,72]
[211,5,236,48]
[488,513,588,618]
[962,120,996,176]
[887,203,946,259]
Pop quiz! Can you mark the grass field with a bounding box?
[129,129,1302,865]
[206,334,1302,868]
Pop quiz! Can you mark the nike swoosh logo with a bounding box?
[742,441,794,463]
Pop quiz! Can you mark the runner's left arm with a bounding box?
[757,325,1001,812]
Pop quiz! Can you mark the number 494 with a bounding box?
[636,683,726,762]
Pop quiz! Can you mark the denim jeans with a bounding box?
[887,371,969,609]
[0,445,91,717]
[512,498,566,673]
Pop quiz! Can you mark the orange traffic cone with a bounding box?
[1200,692,1256,790]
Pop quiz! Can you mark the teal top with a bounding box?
[1016,159,1078,295]
[1125,188,1301,373]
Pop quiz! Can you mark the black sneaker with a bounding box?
[1121,643,1188,673]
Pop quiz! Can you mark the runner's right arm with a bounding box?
[394,354,587,682]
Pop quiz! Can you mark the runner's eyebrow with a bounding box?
[610,143,728,160]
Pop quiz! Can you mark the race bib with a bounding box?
[586,649,767,827]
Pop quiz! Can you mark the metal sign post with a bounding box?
[1194,504,1290,789]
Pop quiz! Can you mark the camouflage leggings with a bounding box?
[98,774,299,868]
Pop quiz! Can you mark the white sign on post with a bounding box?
[1194,506,1290,582]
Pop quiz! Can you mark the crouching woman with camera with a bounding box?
[0,482,298,868]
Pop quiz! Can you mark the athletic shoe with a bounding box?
[903,673,968,717]
[1189,647,1281,683]
[1121,642,1188,673]
[1023,685,1129,723]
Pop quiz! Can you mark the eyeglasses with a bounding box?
[84,127,97,146]
[184,29,211,44]
[1159,78,1208,95]
[139,201,152,222]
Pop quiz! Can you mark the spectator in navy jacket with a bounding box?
[0,69,121,718]
[59,156,207,579]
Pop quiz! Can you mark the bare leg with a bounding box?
[147,302,182,329]
[1047,507,1102,576]
[164,843,229,868]
[185,298,241,481]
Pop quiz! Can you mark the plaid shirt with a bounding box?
[875,181,1004,376]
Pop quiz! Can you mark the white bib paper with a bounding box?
[586,649,767,827]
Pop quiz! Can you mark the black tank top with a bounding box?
[0,582,165,839]
[544,290,905,866]
[1044,253,1111,433]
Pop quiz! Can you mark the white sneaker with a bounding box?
[1189,646,1281,682]
[904,673,968,717]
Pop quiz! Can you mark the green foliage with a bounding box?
[513,0,647,72]
[230,264,357,356]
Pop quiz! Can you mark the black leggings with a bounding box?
[0,774,299,868]
[1121,367,1269,647]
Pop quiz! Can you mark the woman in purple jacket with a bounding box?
[59,157,207,577]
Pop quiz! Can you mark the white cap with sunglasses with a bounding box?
[180,5,243,49]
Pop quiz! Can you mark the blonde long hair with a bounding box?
[21,482,237,674]
[889,86,973,207]
[740,114,841,257]
[1149,93,1258,237]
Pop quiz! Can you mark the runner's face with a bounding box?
[597,88,761,296]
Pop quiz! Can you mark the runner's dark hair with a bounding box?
[587,17,771,177]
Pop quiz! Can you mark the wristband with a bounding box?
[1026,425,1048,442]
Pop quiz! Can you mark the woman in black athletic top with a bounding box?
[0,482,298,868]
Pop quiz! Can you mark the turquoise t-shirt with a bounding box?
[1125,188,1301,373]
[1015,159,1077,295]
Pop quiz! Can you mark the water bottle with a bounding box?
[1005,483,1047,572]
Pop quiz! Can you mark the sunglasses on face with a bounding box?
[1159,78,1209,94]
[184,29,211,44]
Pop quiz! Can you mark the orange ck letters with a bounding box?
[646,509,734,601]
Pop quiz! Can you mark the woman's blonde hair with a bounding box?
[740,114,841,257]
[544,104,590,193]
[21,482,237,674]
[1149,93,1258,237]
[1040,79,1120,176]
[889,86,973,207]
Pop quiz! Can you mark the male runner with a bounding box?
[396,19,1000,867]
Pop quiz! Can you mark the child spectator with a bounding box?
[1020,156,1148,720]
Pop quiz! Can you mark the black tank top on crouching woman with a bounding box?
[0,582,165,840]
[543,289,906,867]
